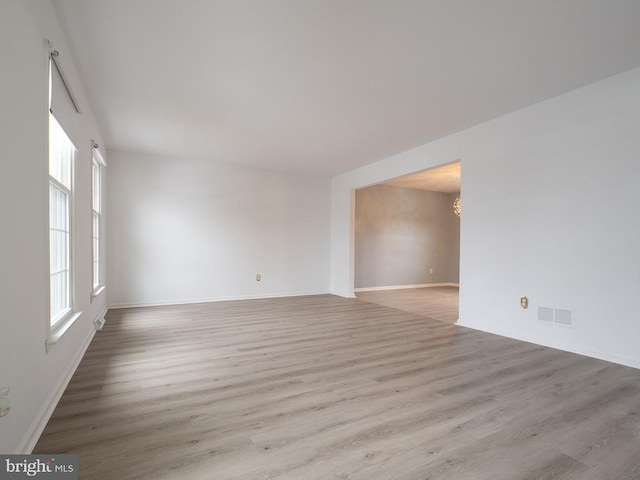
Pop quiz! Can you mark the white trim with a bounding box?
[456,320,640,370]
[49,306,72,329]
[108,291,330,309]
[91,155,103,291]
[92,145,106,166]
[354,283,459,292]
[96,306,108,322]
[91,285,106,301]
[331,292,357,299]
[48,110,78,341]
[17,327,96,454]
[46,311,82,351]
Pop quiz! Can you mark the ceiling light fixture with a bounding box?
[453,196,461,217]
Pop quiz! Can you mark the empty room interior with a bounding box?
[2,1,640,479]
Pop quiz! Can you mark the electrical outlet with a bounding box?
[520,296,529,309]
[429,268,434,275]
[256,273,262,282]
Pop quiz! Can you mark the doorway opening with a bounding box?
[353,160,461,323]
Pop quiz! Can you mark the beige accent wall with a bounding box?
[355,185,460,289]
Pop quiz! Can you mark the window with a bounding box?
[91,150,104,292]
[49,113,76,326]
[47,47,84,347]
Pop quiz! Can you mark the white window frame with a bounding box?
[48,112,79,344]
[49,174,71,323]
[91,148,106,298]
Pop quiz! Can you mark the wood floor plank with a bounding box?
[34,294,640,479]
[356,286,460,322]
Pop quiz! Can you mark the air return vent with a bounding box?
[554,308,574,327]
[94,316,105,330]
[537,307,554,323]
[538,307,575,327]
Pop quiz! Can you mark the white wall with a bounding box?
[107,151,330,307]
[0,1,108,453]
[331,66,640,368]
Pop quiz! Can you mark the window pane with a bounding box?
[50,230,61,273]
[50,272,58,318]
[92,161,101,213]
[50,271,70,321]
[49,164,72,323]
[92,157,102,290]
[92,211,100,288]
[49,183,69,230]
[93,211,99,237]
[49,110,75,324]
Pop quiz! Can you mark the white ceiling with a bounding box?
[54,0,640,176]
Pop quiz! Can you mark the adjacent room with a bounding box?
[354,162,461,322]
[2,1,640,479]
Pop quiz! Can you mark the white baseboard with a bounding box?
[354,283,459,293]
[456,320,640,370]
[108,291,331,309]
[17,326,96,454]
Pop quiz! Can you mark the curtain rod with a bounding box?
[49,42,82,114]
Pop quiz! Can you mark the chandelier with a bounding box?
[453,196,461,217]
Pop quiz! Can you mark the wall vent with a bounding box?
[94,316,105,331]
[538,307,575,327]
[554,308,574,327]
[537,307,554,323]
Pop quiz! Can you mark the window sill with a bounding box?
[46,311,82,352]
[91,285,106,301]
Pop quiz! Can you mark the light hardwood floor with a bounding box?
[356,286,459,322]
[35,295,640,479]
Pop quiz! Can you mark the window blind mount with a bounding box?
[91,140,106,166]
